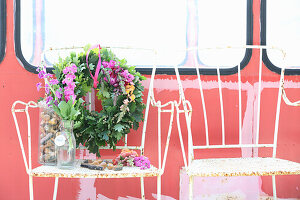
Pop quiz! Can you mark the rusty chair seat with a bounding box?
[31,161,160,178]
[186,157,300,177]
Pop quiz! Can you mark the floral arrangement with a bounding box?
[37,64,83,121]
[37,45,146,157]
[113,149,151,170]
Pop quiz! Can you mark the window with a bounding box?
[15,0,252,75]
[261,0,300,75]
[197,0,248,65]
[0,0,6,63]
[15,0,187,74]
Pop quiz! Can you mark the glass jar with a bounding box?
[55,120,76,169]
[38,101,61,165]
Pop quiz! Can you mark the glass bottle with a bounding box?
[55,120,76,169]
[38,101,61,165]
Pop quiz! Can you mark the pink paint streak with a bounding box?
[179,79,300,199]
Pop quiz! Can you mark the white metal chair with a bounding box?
[175,45,300,199]
[11,49,175,200]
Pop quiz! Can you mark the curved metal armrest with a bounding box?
[152,100,175,175]
[174,99,192,170]
[11,101,39,174]
[282,85,300,107]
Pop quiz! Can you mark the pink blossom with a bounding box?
[102,61,109,68]
[45,84,50,94]
[38,70,46,79]
[63,64,77,74]
[49,79,59,85]
[55,89,62,99]
[134,156,150,170]
[109,60,116,67]
[36,82,42,91]
[46,96,53,104]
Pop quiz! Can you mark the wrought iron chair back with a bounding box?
[11,47,174,200]
[174,45,300,199]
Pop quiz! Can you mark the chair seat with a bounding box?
[185,157,300,177]
[30,161,160,178]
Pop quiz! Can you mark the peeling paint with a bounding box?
[179,79,300,199]
[78,149,97,200]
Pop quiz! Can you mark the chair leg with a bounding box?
[272,175,277,200]
[189,176,194,200]
[140,177,145,200]
[157,175,161,200]
[53,177,59,200]
[29,175,34,200]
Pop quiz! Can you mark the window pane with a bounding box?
[20,0,187,67]
[266,0,300,67]
[197,0,247,67]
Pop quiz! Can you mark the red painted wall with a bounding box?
[0,0,299,199]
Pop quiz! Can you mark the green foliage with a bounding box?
[49,45,146,157]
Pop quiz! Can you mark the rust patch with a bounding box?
[30,171,160,178]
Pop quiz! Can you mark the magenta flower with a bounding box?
[36,82,42,91]
[45,84,50,94]
[134,156,151,170]
[38,70,46,79]
[46,96,53,104]
[62,64,77,104]
[49,79,59,85]
[62,74,76,85]
[66,82,76,90]
[65,93,76,102]
[70,64,77,73]
[115,66,121,73]
[63,64,77,74]
[121,70,129,78]
[109,60,116,67]
[128,74,134,81]
[63,68,68,75]
[55,89,62,99]
[110,77,116,85]
[102,61,109,68]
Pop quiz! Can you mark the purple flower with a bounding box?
[109,60,116,67]
[63,67,68,75]
[46,96,53,104]
[65,93,76,103]
[64,89,74,96]
[110,77,116,85]
[44,73,53,78]
[55,89,62,99]
[45,84,50,94]
[66,82,76,90]
[115,66,121,73]
[70,64,77,73]
[134,156,150,170]
[62,74,76,85]
[49,79,59,85]
[102,61,109,68]
[54,100,58,106]
[36,82,42,91]
[63,64,77,75]
[128,74,134,81]
[38,70,46,79]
